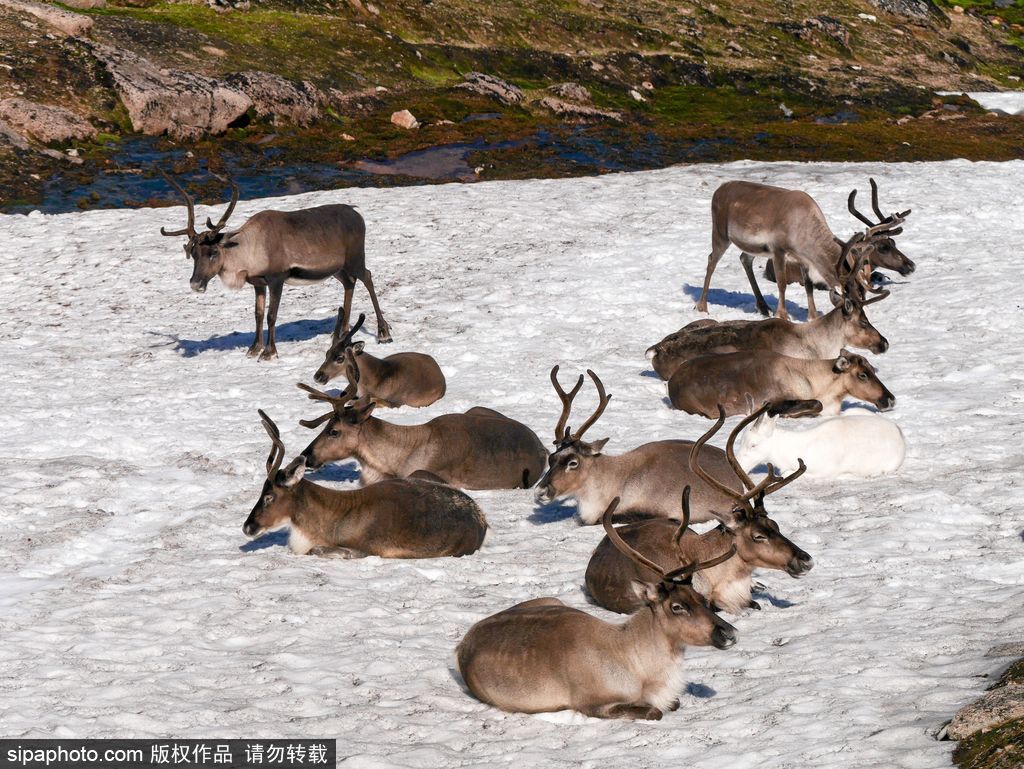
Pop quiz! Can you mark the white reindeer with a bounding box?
[734,406,905,479]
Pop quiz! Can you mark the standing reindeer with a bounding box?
[649,231,891,379]
[456,497,737,720]
[695,178,909,319]
[586,407,813,615]
[313,313,445,408]
[297,384,546,490]
[242,410,487,558]
[534,366,749,524]
[158,171,391,360]
[763,179,917,300]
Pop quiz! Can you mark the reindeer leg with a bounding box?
[247,284,266,358]
[584,703,663,721]
[802,268,818,319]
[360,268,392,343]
[771,251,790,320]
[740,252,771,316]
[334,271,356,339]
[260,281,283,361]
[696,231,730,314]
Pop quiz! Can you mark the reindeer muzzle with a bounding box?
[243,515,261,537]
[872,337,889,355]
[712,623,737,650]
[898,258,915,276]
[313,370,330,385]
[787,552,814,578]
[190,279,208,294]
[877,393,896,412]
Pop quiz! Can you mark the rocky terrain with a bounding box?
[950,645,1024,769]
[2,0,1024,209]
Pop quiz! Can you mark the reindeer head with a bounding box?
[830,232,892,355]
[534,366,612,504]
[243,410,308,537]
[158,170,240,293]
[848,178,914,277]
[832,350,895,411]
[602,495,738,649]
[294,383,375,470]
[687,405,814,578]
[314,313,366,386]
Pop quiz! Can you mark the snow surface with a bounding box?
[938,90,1024,115]
[1,160,1022,768]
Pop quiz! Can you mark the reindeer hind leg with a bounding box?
[247,284,267,358]
[360,268,392,343]
[696,229,730,314]
[740,252,771,317]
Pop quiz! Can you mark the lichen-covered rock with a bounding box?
[0,98,95,143]
[537,96,621,121]
[867,0,943,21]
[458,72,524,106]
[548,82,591,103]
[0,0,92,36]
[224,71,321,125]
[948,683,1024,740]
[61,0,105,8]
[84,42,252,140]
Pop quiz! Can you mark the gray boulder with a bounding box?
[84,42,252,140]
[0,98,95,143]
[867,0,943,21]
[224,71,321,125]
[0,0,92,36]
[458,72,524,106]
[948,682,1024,740]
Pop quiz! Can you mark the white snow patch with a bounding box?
[0,160,1022,768]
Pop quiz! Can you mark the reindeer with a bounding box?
[535,366,749,525]
[695,178,909,319]
[735,405,906,479]
[668,348,894,417]
[158,171,391,361]
[242,410,487,557]
[762,179,917,304]
[456,497,737,720]
[297,384,546,490]
[648,232,891,380]
[313,313,446,408]
[586,407,813,615]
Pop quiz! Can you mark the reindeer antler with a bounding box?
[258,409,286,478]
[572,370,611,442]
[333,312,366,347]
[688,407,744,501]
[601,498,667,576]
[206,172,240,232]
[296,382,355,428]
[157,168,197,238]
[849,179,911,230]
[665,486,736,582]
[550,365,584,443]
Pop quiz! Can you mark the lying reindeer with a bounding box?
[668,348,895,417]
[313,313,446,408]
[695,178,908,319]
[242,410,487,557]
[297,384,546,489]
[648,232,890,380]
[456,497,737,720]
[534,366,748,524]
[735,405,906,479]
[159,170,391,360]
[761,180,915,314]
[586,407,813,615]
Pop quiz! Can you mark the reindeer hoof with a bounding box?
[667,698,681,712]
[640,706,663,721]
[756,304,771,317]
[695,301,708,314]
[258,348,278,362]
[246,344,264,358]
[748,599,762,610]
[377,329,393,344]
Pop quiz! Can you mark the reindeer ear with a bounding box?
[276,457,306,487]
[352,399,375,422]
[630,580,663,606]
[350,341,365,355]
[833,352,853,373]
[588,437,609,454]
[712,507,742,531]
[220,233,240,249]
